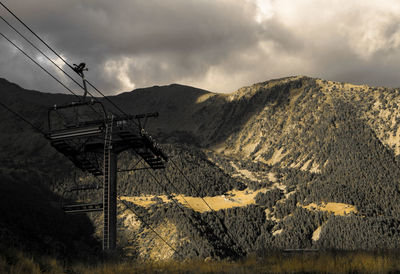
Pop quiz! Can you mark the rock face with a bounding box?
[2,75,400,260]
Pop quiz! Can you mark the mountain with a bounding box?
[2,75,400,264]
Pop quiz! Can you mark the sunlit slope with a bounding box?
[112,76,400,164]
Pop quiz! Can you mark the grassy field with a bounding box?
[3,249,400,273]
[120,188,267,213]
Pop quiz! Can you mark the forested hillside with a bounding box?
[2,75,400,262]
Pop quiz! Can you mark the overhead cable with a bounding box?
[0,1,75,71]
[0,1,137,122]
[169,158,247,256]
[118,196,184,259]
[0,15,87,94]
[0,101,45,134]
[0,31,80,99]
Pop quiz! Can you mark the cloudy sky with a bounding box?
[1,0,400,95]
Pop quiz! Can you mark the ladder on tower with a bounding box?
[103,115,113,251]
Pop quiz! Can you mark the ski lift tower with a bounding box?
[46,63,167,252]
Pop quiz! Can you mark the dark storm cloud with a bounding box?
[0,0,262,94]
[1,0,400,94]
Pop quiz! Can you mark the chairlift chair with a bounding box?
[61,183,103,214]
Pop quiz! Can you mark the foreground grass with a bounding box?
[2,250,400,273]
[73,252,400,274]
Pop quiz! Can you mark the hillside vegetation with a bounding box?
[2,76,400,264]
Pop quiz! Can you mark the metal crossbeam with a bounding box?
[63,203,103,214]
[49,125,103,140]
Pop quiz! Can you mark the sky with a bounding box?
[1,0,400,95]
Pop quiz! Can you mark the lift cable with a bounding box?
[0,32,80,100]
[0,15,108,118]
[85,80,135,119]
[161,167,246,257]
[147,170,237,254]
[125,162,235,257]
[0,101,46,134]
[123,160,197,214]
[170,158,215,211]
[117,157,143,173]
[75,174,185,258]
[0,2,75,71]
[118,167,152,172]
[169,158,247,256]
[0,15,90,96]
[117,196,184,259]
[169,159,216,213]
[0,1,137,123]
[146,167,195,212]
[120,154,245,258]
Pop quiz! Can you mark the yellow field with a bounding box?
[302,202,357,215]
[120,188,268,213]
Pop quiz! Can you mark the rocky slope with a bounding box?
[2,75,400,261]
